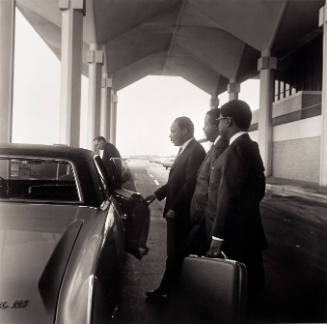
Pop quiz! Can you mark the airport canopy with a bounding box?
[17,0,324,95]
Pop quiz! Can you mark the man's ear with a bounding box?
[182,128,188,136]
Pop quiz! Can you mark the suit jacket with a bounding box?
[206,133,267,259]
[190,137,229,225]
[102,142,122,189]
[102,142,121,161]
[155,138,206,226]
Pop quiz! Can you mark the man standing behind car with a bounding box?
[206,100,267,312]
[93,136,122,189]
[145,116,205,302]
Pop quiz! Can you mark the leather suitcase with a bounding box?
[180,255,247,321]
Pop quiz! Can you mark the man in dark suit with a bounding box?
[93,136,122,189]
[185,108,229,255]
[206,100,267,309]
[145,116,205,301]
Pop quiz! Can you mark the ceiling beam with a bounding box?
[162,0,187,73]
[267,0,288,50]
[103,2,181,44]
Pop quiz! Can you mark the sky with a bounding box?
[12,9,259,157]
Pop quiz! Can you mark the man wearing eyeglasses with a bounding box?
[206,100,267,312]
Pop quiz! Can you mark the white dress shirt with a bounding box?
[229,131,247,145]
[179,137,194,155]
[213,135,220,146]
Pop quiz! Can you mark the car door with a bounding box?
[93,156,150,260]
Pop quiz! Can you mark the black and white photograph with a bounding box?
[0,0,327,323]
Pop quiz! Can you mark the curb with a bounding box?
[265,184,327,205]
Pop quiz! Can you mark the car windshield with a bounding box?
[0,157,80,203]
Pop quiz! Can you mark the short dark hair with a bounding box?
[220,100,252,130]
[93,136,106,142]
[174,116,194,136]
[206,108,220,126]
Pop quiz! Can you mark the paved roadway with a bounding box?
[114,160,327,323]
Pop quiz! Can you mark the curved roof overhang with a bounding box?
[16,0,324,95]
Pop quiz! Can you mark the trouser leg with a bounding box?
[159,218,185,293]
[158,218,176,293]
[238,252,265,317]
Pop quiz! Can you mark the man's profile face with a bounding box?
[218,116,230,138]
[170,121,186,146]
[203,114,218,142]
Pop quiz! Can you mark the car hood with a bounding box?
[0,202,96,324]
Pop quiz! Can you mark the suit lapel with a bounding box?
[170,139,195,171]
[213,137,229,159]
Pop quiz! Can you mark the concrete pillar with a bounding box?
[100,77,112,141]
[227,80,240,101]
[210,95,219,110]
[100,46,112,141]
[110,91,117,145]
[86,44,103,148]
[0,0,15,143]
[59,0,84,147]
[319,4,327,185]
[257,50,277,177]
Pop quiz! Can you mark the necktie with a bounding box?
[172,147,182,168]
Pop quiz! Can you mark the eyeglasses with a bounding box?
[216,116,231,122]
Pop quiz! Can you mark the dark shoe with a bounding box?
[145,289,169,303]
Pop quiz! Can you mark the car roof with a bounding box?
[0,143,94,162]
[0,143,104,207]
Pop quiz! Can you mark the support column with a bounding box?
[86,44,103,148]
[227,79,240,101]
[110,91,117,145]
[210,95,219,110]
[59,0,84,147]
[0,0,15,143]
[319,4,327,185]
[100,46,112,141]
[257,50,277,177]
[100,77,112,141]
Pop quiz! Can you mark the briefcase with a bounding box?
[180,255,247,321]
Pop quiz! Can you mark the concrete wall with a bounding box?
[272,116,321,183]
[249,92,322,182]
[272,137,320,182]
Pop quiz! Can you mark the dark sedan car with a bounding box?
[0,144,149,324]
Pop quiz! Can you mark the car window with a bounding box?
[0,157,81,203]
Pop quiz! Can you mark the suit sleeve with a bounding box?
[211,146,248,238]
[172,146,205,212]
[155,184,168,201]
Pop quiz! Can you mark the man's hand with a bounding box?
[144,194,156,205]
[206,239,223,258]
[165,209,176,219]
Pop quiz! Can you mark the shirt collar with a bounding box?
[180,137,193,153]
[229,131,247,145]
[213,135,220,146]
